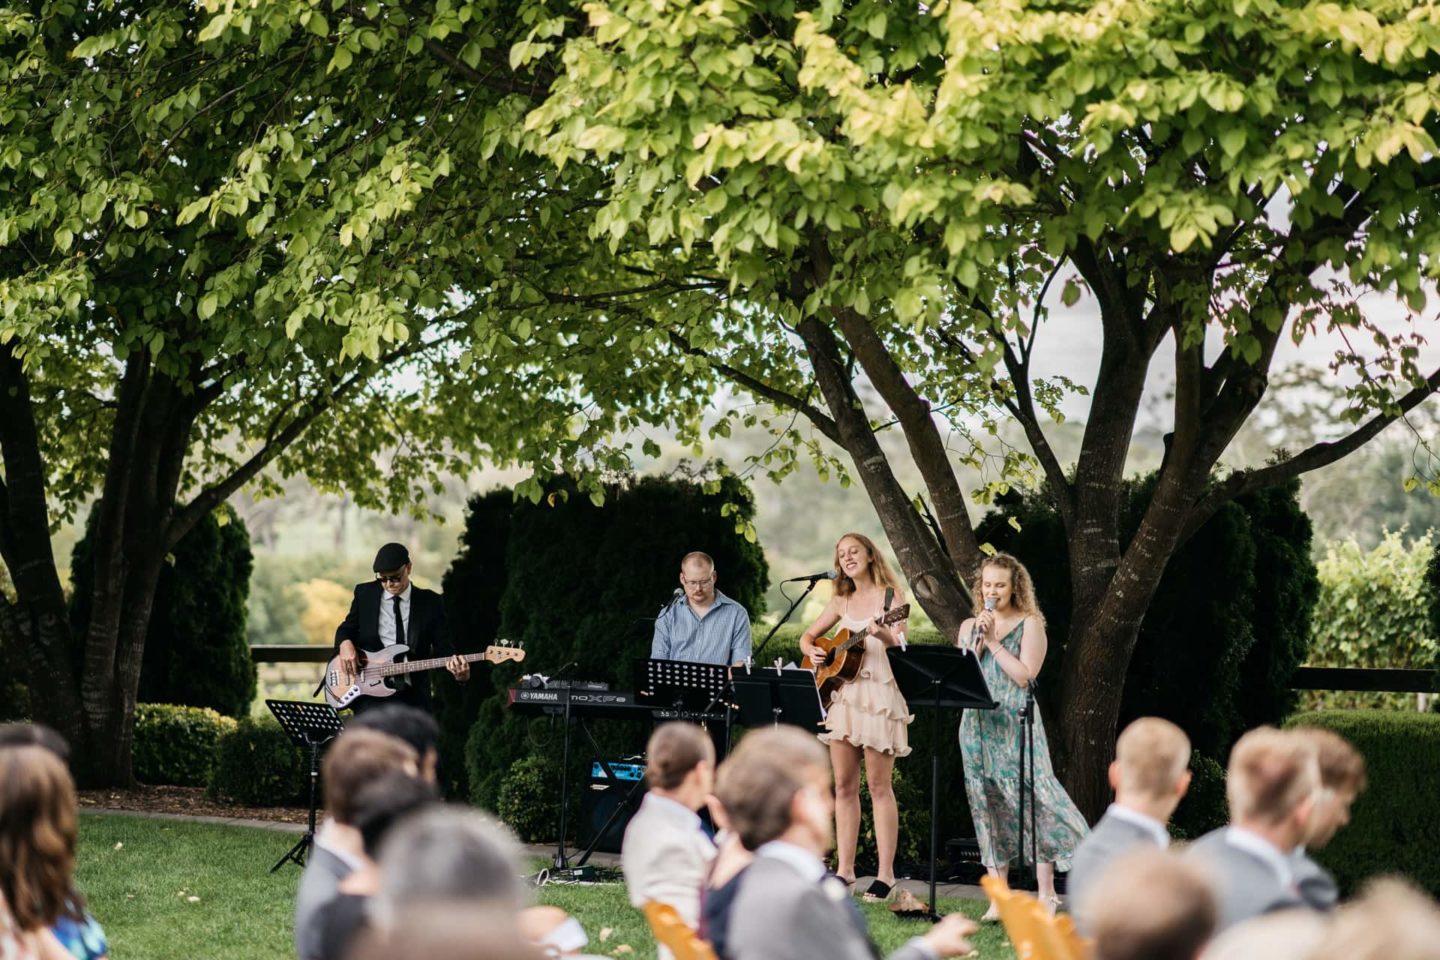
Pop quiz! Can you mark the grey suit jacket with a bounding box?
[1067,810,1166,932]
[1291,849,1339,911]
[1184,829,1308,932]
[294,844,356,960]
[725,855,929,960]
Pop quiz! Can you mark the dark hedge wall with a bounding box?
[70,503,256,718]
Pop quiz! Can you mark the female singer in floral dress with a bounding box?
[799,533,913,902]
[957,552,1088,919]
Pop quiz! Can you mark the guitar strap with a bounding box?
[882,587,894,613]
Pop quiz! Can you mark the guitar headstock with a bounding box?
[485,640,526,664]
[880,604,910,626]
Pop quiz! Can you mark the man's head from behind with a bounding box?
[714,727,830,854]
[1109,717,1192,820]
[1225,727,1318,847]
[1289,726,1366,849]
[348,705,442,784]
[1086,848,1216,960]
[322,728,419,826]
[645,722,715,808]
[372,805,528,932]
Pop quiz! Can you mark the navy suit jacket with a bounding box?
[333,581,452,710]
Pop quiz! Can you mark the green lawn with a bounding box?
[76,813,1013,959]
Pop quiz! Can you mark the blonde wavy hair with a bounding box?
[971,552,1045,624]
[832,532,901,597]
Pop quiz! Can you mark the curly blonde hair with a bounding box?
[0,745,80,931]
[832,532,901,597]
[971,552,1045,624]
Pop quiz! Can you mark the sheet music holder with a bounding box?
[634,658,730,713]
[265,699,345,873]
[732,664,825,734]
[886,645,997,920]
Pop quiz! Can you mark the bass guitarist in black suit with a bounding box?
[333,543,470,715]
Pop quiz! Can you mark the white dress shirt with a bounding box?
[377,584,412,647]
[1105,804,1171,848]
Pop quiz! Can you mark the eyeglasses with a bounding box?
[683,578,713,589]
[375,572,406,584]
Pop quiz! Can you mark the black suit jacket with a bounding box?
[333,581,453,710]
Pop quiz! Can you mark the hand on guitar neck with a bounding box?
[324,642,526,710]
[339,639,470,683]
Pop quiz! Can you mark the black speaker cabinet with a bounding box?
[577,759,647,854]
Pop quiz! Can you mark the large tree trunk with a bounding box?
[0,341,88,751]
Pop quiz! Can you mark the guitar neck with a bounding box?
[373,651,497,678]
[837,626,874,654]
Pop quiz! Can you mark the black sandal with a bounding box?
[861,879,893,902]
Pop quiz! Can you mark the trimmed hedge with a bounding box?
[1170,753,1227,841]
[1286,710,1440,895]
[206,717,305,806]
[133,703,237,787]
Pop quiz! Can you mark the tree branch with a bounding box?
[1184,365,1440,540]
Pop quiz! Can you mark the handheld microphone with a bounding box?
[969,597,998,652]
[784,570,836,583]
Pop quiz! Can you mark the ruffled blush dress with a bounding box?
[818,599,913,756]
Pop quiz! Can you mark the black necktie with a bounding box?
[393,595,405,647]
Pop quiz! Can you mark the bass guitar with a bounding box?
[322,642,526,709]
[810,605,910,708]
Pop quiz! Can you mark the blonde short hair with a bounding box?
[1289,726,1367,794]
[1115,717,1191,799]
[645,722,714,790]
[1086,848,1215,960]
[1309,877,1440,960]
[1225,727,1318,826]
[715,727,828,850]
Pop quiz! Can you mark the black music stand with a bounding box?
[886,646,996,919]
[266,699,345,873]
[732,665,825,734]
[636,657,734,748]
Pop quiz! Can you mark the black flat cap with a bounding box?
[373,542,411,572]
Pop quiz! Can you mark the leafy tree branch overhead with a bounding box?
[514,0,1440,813]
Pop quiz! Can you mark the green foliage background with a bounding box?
[71,505,258,718]
[1287,710,1440,895]
[132,703,238,787]
[1306,530,1439,711]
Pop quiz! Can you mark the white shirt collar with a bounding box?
[1224,826,1294,886]
[643,792,704,829]
[1106,804,1170,848]
[756,840,827,882]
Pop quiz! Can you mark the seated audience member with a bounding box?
[1086,848,1216,960]
[313,773,439,960]
[348,906,546,960]
[1070,717,1192,931]
[0,745,102,960]
[1199,911,1328,960]
[1308,877,1440,960]
[0,726,106,960]
[1184,727,1319,932]
[369,806,529,937]
[347,704,442,784]
[721,727,977,960]
[295,729,419,960]
[621,722,716,954]
[697,792,752,958]
[1288,726,1366,911]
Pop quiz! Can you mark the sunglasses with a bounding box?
[375,572,406,584]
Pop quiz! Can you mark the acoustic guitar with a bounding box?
[321,642,525,709]
[810,605,910,708]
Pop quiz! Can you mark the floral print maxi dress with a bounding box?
[959,619,1089,869]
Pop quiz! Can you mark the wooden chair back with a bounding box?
[642,901,719,960]
[980,874,1093,960]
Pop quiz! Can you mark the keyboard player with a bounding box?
[651,551,753,666]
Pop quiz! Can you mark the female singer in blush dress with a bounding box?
[799,533,912,901]
[957,553,1088,920]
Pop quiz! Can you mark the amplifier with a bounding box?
[578,757,648,854]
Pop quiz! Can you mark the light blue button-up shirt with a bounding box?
[651,590,753,665]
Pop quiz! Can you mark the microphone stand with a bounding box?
[753,579,823,663]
